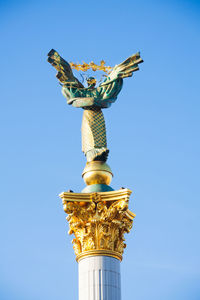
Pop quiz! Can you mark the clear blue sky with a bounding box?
[1,0,200,299]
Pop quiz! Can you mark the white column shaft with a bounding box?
[79,255,121,300]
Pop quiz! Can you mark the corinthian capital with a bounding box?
[59,189,135,262]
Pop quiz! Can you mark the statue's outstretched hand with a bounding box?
[100,52,143,86]
[47,49,84,88]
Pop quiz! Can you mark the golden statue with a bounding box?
[47,49,143,163]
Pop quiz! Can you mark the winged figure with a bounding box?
[47,49,143,162]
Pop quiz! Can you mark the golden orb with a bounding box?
[82,161,113,186]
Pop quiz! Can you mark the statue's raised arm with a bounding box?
[92,52,143,108]
[47,49,84,88]
[100,52,143,86]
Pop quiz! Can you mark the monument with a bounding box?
[48,49,143,300]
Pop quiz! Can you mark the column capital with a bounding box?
[59,189,135,262]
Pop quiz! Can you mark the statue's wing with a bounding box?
[47,49,84,88]
[100,52,143,86]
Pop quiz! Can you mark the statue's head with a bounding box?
[87,77,96,88]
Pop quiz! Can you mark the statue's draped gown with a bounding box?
[82,107,107,162]
[62,79,123,162]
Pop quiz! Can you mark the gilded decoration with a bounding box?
[59,189,135,261]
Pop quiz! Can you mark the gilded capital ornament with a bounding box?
[59,189,135,262]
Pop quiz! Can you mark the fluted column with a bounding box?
[79,256,121,300]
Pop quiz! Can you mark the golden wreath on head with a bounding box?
[69,60,112,74]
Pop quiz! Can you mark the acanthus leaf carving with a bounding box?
[63,196,134,258]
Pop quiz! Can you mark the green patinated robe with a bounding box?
[81,107,108,162]
[62,78,123,162]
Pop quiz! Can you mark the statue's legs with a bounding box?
[81,107,109,162]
